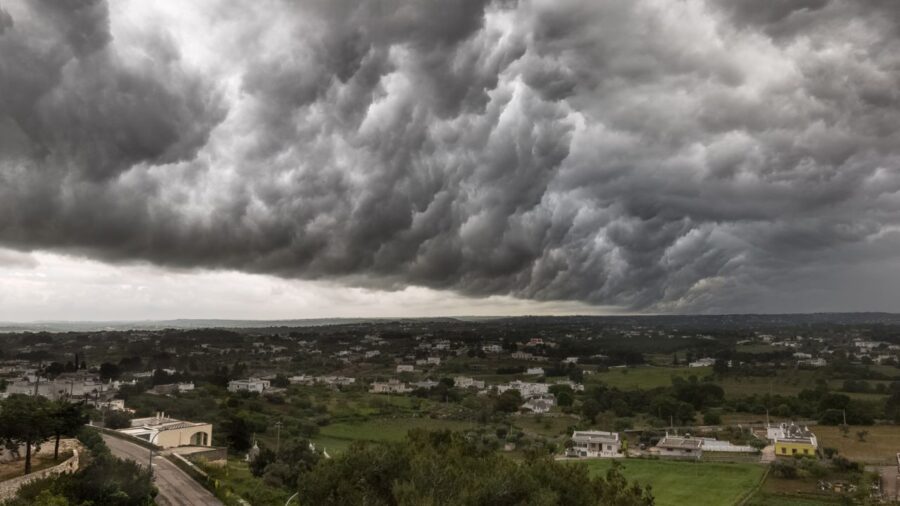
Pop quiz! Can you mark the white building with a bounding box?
[498,381,550,398]
[688,358,716,368]
[119,412,212,449]
[396,365,415,373]
[482,344,503,354]
[370,379,413,394]
[521,394,556,414]
[526,367,545,375]
[453,376,485,389]
[568,431,621,458]
[227,378,270,393]
[655,435,703,460]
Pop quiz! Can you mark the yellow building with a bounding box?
[773,423,818,457]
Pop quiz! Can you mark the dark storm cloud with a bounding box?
[2,0,900,312]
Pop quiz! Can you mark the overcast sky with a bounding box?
[2,0,900,321]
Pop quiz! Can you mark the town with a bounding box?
[0,314,899,504]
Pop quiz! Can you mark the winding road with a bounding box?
[101,435,223,506]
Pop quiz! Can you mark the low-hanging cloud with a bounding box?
[2,0,900,313]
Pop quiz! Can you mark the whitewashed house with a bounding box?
[568,431,621,458]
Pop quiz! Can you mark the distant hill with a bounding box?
[3,312,900,333]
[0,317,468,333]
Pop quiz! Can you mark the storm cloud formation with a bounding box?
[2,0,900,312]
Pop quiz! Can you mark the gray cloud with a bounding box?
[1,0,900,312]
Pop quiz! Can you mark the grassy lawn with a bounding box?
[314,417,477,453]
[586,366,713,390]
[580,459,765,506]
[815,425,900,463]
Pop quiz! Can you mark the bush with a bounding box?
[105,410,132,430]
[702,410,722,425]
[76,427,110,457]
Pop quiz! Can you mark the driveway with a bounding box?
[101,435,223,506]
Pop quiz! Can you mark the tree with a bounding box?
[105,410,132,430]
[582,398,602,422]
[0,395,55,474]
[223,414,253,452]
[839,424,850,437]
[556,390,574,407]
[702,410,722,426]
[49,402,88,460]
[98,362,121,381]
[495,390,523,413]
[271,374,290,388]
[856,430,869,442]
[298,430,653,505]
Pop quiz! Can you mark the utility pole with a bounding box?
[275,421,283,457]
[843,409,847,426]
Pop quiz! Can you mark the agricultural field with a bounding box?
[580,459,765,506]
[815,424,900,464]
[718,369,822,397]
[586,366,713,390]
[313,417,476,453]
[745,467,844,505]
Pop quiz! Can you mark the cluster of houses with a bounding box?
[1,370,130,410]
[565,421,819,463]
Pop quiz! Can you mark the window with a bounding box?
[792,448,797,454]
[781,447,787,454]
[803,449,809,454]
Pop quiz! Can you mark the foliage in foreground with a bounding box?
[297,430,654,506]
[8,429,156,506]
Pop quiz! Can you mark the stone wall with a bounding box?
[0,448,79,501]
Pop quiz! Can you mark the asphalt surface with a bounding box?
[101,435,223,506]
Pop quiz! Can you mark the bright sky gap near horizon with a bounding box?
[2,0,900,320]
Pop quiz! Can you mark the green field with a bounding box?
[313,417,476,453]
[815,424,900,463]
[586,366,713,390]
[718,369,821,397]
[580,459,765,506]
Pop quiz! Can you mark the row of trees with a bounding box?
[0,395,88,474]
[291,430,653,505]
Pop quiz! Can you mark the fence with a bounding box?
[0,449,79,501]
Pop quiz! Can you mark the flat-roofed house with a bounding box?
[118,412,212,448]
[773,423,818,457]
[568,431,621,458]
[655,435,703,460]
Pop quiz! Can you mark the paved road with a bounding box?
[101,435,223,506]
